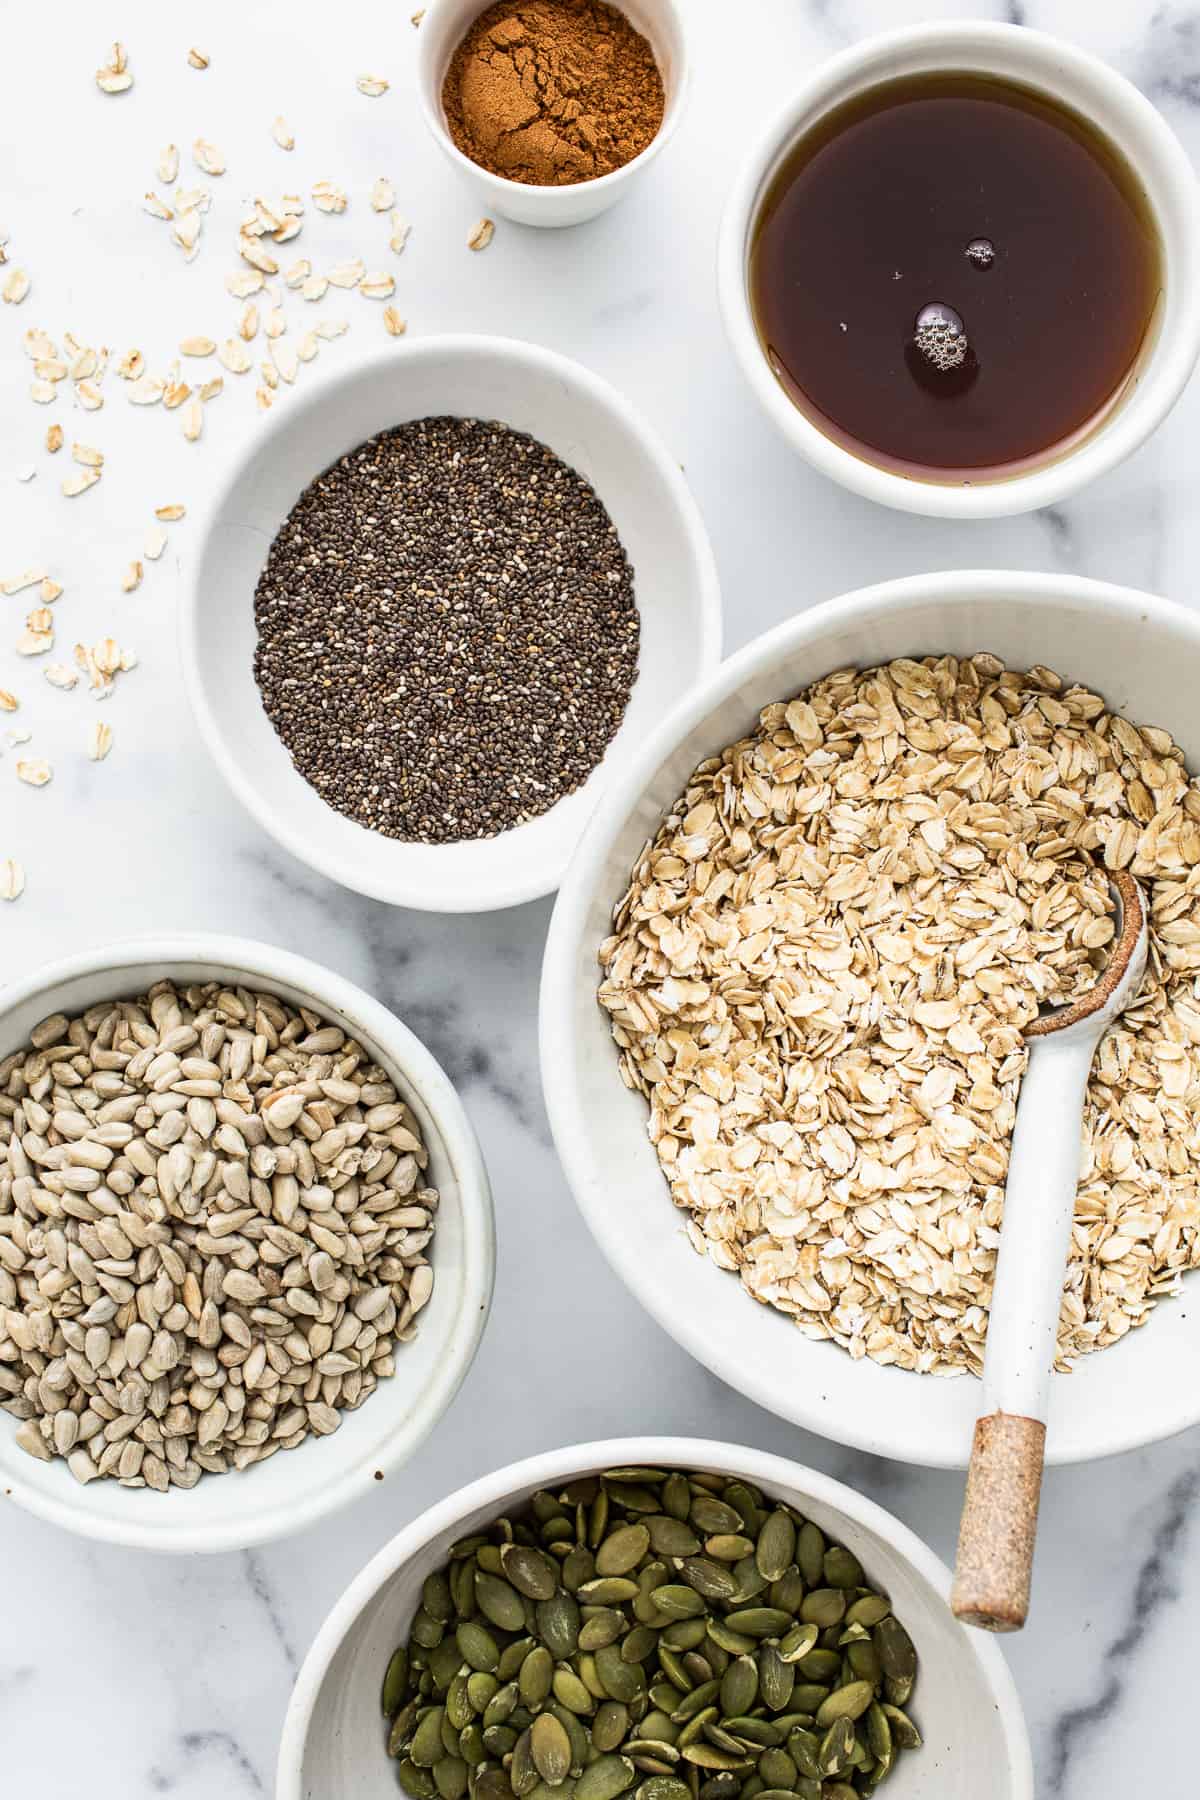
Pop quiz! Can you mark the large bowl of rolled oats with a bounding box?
[541,570,1200,1467]
[0,934,494,1550]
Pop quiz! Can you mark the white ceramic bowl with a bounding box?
[542,570,1200,1468]
[0,934,494,1552]
[277,1437,1033,1800]
[717,23,1200,518]
[416,0,689,227]
[181,337,720,911]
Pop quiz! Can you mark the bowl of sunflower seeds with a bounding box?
[542,570,1200,1469]
[277,1439,1031,1800]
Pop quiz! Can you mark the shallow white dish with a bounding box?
[0,934,494,1553]
[182,336,720,912]
[542,570,1200,1468]
[416,0,690,228]
[277,1437,1033,1800]
[718,23,1200,518]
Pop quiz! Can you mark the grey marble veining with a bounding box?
[3,2,1200,1797]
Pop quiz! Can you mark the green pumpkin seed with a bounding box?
[874,1616,917,1685]
[767,1571,804,1616]
[498,1639,536,1682]
[411,1608,446,1650]
[579,1578,642,1606]
[705,1620,755,1657]
[672,1679,720,1723]
[817,1717,854,1777]
[778,1623,819,1665]
[675,1707,718,1749]
[645,1516,702,1557]
[846,1595,892,1630]
[412,1708,448,1768]
[796,1523,824,1588]
[701,1535,752,1562]
[865,1702,891,1761]
[787,1727,822,1780]
[790,1684,830,1715]
[575,1756,637,1800]
[594,1524,650,1577]
[452,1560,477,1619]
[846,1639,882,1684]
[476,1774,516,1800]
[688,1497,743,1536]
[755,1749,795,1788]
[754,1512,795,1584]
[700,1724,745,1757]
[757,1646,793,1714]
[435,1757,469,1800]
[723,1719,779,1749]
[662,1476,691,1521]
[579,1609,625,1652]
[430,1640,463,1692]
[650,1585,706,1621]
[537,1594,581,1661]
[815,1680,875,1727]
[502,1545,559,1601]
[678,1558,740,1604]
[553,1666,595,1715]
[456,1622,500,1674]
[562,1549,596,1593]
[824,1785,858,1800]
[389,1700,420,1758]
[799,1589,846,1629]
[446,1676,473,1732]
[423,1572,455,1623]
[719,1655,758,1718]
[483,1682,520,1729]
[383,1647,410,1717]
[822,1547,864,1590]
[475,1573,528,1633]
[550,1701,591,1772]
[511,1729,539,1798]
[400,1759,439,1799]
[678,1745,752,1774]
[596,1644,645,1704]
[754,1789,801,1800]
[729,1560,768,1604]
[793,1782,821,1800]
[604,1484,661,1515]
[636,1780,690,1800]
[593,1701,631,1753]
[722,1609,791,1639]
[697,1777,739,1800]
[530,1712,573,1785]
[881,1704,922,1749]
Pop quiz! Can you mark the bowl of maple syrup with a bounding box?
[718,23,1200,517]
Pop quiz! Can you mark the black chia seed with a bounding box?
[252,416,640,844]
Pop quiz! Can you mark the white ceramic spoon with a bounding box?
[951,870,1149,1632]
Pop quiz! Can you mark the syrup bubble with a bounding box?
[965,237,996,269]
[913,302,968,372]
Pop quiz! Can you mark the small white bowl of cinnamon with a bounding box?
[416,0,689,227]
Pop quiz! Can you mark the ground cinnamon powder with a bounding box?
[443,0,666,187]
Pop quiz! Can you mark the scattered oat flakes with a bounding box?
[356,75,389,96]
[271,342,298,384]
[188,47,209,69]
[312,180,348,214]
[389,214,412,255]
[199,375,223,401]
[259,360,278,391]
[121,560,143,592]
[193,138,225,176]
[62,468,101,496]
[284,259,310,288]
[95,65,132,95]
[226,269,264,298]
[180,335,216,357]
[144,192,174,220]
[273,215,303,244]
[144,525,167,560]
[0,691,17,712]
[256,385,273,412]
[1,570,46,596]
[72,442,104,468]
[219,337,252,374]
[314,317,348,339]
[40,579,62,603]
[15,628,51,656]
[239,303,259,341]
[29,382,55,405]
[127,376,163,406]
[265,307,285,339]
[301,274,328,302]
[328,258,365,289]
[182,398,204,441]
[0,858,24,901]
[70,348,97,380]
[44,663,78,690]
[155,504,186,522]
[296,330,318,362]
[16,759,51,786]
[117,349,145,380]
[163,374,191,410]
[89,721,113,761]
[239,235,279,275]
[412,9,425,23]
[383,305,407,337]
[467,219,495,252]
[76,380,104,411]
[371,177,395,212]
[359,271,395,299]
[23,328,55,360]
[158,143,180,183]
[14,465,35,484]
[272,116,295,151]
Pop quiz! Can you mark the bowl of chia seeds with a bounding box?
[277,1439,1032,1800]
[181,336,721,911]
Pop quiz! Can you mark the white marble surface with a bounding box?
[3,1,1200,1795]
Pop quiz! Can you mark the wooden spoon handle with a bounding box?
[951,1412,1046,1632]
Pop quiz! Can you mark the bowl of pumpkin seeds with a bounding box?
[277,1440,1031,1800]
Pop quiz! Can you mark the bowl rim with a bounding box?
[540,569,1200,1468]
[414,0,692,204]
[0,931,496,1552]
[275,1434,1034,1800]
[716,20,1200,519]
[178,333,723,913]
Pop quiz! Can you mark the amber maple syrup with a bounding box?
[750,72,1163,482]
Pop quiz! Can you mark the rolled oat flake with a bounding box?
[253,417,640,843]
